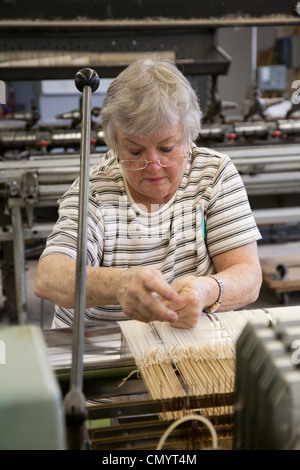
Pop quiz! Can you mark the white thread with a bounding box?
[156,414,218,450]
[118,309,271,421]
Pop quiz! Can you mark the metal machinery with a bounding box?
[234,307,300,450]
[3,308,300,450]
[1,0,300,451]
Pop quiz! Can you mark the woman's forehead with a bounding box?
[116,125,183,146]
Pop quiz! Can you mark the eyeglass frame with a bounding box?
[117,145,192,171]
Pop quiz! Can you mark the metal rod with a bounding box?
[70,83,91,391]
[87,393,234,420]
[251,26,258,91]
[63,68,99,450]
[10,202,27,324]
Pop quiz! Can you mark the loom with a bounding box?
[1,12,300,443]
[2,306,300,450]
[234,306,300,450]
[43,305,300,450]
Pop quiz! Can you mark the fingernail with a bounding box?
[168,311,178,322]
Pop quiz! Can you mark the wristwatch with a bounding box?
[205,274,224,314]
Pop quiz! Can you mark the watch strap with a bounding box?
[205,274,224,314]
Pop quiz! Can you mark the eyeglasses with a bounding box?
[118,148,191,171]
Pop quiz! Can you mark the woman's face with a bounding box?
[115,124,189,211]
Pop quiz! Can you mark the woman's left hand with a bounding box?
[165,276,209,328]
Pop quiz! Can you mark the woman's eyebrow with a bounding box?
[123,138,142,146]
[124,135,178,145]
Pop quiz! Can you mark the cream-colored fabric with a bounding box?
[119,309,270,419]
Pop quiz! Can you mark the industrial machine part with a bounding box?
[3,119,300,156]
[0,320,233,450]
[5,99,40,130]
[234,308,300,450]
[0,324,66,450]
[0,127,105,154]
[45,318,235,450]
[42,306,300,450]
[260,255,300,304]
[1,306,300,450]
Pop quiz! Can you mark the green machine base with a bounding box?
[0,324,66,450]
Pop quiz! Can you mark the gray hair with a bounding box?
[101,56,201,149]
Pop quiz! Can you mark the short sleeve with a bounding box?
[204,154,261,257]
[41,180,104,266]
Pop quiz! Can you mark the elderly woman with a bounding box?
[34,56,262,329]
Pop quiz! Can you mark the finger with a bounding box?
[123,290,178,324]
[164,294,187,311]
[168,292,200,328]
[172,321,193,329]
[144,274,178,302]
[172,310,199,329]
[142,292,178,323]
[170,277,187,293]
[164,285,193,311]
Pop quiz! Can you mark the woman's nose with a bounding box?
[146,149,158,161]
[145,150,161,170]
[145,159,161,172]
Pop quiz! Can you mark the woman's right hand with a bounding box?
[116,267,179,324]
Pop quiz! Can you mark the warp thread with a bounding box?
[119,309,270,420]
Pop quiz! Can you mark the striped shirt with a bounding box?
[42,144,261,328]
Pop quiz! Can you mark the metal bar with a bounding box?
[253,207,300,226]
[251,26,258,91]
[0,0,299,23]
[9,203,27,324]
[0,60,230,81]
[63,69,100,450]
[87,393,234,420]
[71,85,91,392]
[0,223,54,242]
[89,414,234,450]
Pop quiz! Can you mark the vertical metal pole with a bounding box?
[64,68,99,450]
[71,83,91,391]
[10,201,27,324]
[251,26,258,92]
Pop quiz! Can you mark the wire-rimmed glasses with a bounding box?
[118,146,191,171]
